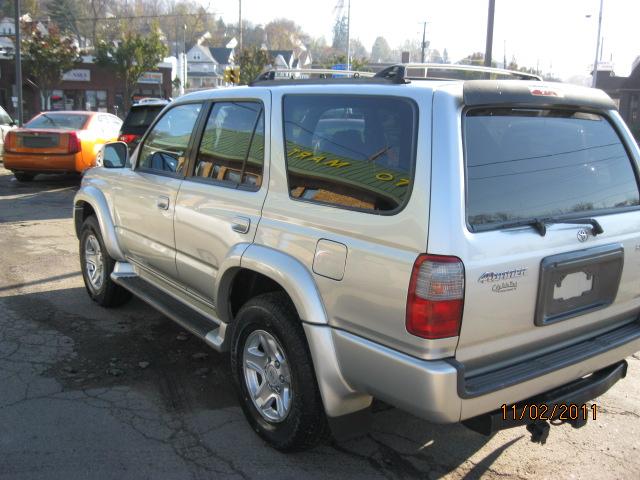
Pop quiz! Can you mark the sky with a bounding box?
[205,0,639,80]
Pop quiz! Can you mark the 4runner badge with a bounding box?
[478,268,527,284]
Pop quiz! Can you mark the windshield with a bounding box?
[464,108,640,230]
[25,113,90,131]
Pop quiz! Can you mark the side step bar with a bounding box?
[112,274,227,351]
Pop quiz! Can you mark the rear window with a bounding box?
[123,106,165,128]
[464,108,640,230]
[26,113,89,130]
[283,95,417,212]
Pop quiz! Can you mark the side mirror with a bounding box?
[99,142,128,168]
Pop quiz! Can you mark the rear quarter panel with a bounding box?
[255,84,456,359]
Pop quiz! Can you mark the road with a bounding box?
[1,165,639,480]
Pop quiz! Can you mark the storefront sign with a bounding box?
[62,69,91,82]
[138,72,163,84]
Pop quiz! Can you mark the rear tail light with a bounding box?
[4,131,17,152]
[406,254,465,339]
[118,133,139,144]
[67,132,81,154]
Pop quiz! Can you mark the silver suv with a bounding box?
[73,64,640,451]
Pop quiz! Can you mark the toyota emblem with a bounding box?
[577,229,589,242]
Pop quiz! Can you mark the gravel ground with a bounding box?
[1,166,640,479]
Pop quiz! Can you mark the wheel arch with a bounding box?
[217,244,373,417]
[73,186,125,261]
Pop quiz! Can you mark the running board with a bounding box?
[112,274,228,351]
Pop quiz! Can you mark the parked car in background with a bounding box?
[3,111,122,182]
[0,105,16,162]
[118,99,169,152]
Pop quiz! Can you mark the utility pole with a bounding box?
[238,0,243,54]
[484,0,495,67]
[13,0,23,125]
[346,0,351,70]
[591,0,604,88]
[421,21,427,63]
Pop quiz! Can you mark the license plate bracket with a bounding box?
[534,244,624,326]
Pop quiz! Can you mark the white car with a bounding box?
[0,106,16,162]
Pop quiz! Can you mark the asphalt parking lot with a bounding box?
[1,165,640,480]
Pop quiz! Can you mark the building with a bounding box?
[0,58,172,121]
[596,58,640,140]
[186,44,234,91]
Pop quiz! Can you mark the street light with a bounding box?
[591,0,604,88]
[13,0,23,125]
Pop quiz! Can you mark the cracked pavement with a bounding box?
[1,166,640,479]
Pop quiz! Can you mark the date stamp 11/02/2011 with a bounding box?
[501,403,598,422]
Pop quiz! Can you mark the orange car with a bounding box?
[3,111,122,182]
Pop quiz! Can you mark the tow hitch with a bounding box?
[462,361,627,444]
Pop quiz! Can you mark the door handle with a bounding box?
[156,196,170,210]
[231,216,251,234]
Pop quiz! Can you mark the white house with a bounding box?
[185,43,235,90]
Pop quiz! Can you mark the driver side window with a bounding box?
[138,103,202,174]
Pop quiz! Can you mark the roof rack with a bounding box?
[251,68,376,84]
[255,68,375,81]
[374,63,543,83]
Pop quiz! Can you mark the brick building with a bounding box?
[596,58,640,140]
[0,59,172,121]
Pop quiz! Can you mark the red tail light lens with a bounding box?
[67,131,81,154]
[4,131,17,152]
[406,254,465,339]
[118,134,139,144]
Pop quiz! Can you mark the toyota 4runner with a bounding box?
[73,64,640,451]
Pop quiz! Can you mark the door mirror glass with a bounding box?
[100,142,128,168]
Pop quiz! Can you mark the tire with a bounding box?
[14,172,35,182]
[230,292,328,452]
[79,215,131,307]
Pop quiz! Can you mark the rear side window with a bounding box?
[283,95,417,212]
[465,109,640,230]
[193,102,264,189]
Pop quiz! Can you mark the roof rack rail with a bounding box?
[252,68,375,83]
[374,63,543,82]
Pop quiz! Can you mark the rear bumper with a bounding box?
[3,151,83,173]
[463,360,627,435]
[331,321,640,423]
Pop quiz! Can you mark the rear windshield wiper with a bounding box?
[491,217,604,237]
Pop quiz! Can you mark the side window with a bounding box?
[193,101,264,189]
[283,95,417,212]
[138,103,202,174]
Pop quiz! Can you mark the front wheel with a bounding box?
[231,292,328,452]
[79,215,131,307]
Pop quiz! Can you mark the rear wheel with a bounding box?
[14,172,35,182]
[231,292,328,452]
[79,215,131,307]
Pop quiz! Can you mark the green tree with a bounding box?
[370,36,391,62]
[238,46,270,85]
[47,0,83,47]
[332,16,348,51]
[95,27,168,111]
[265,18,305,49]
[442,48,449,64]
[22,23,79,110]
[349,38,368,60]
